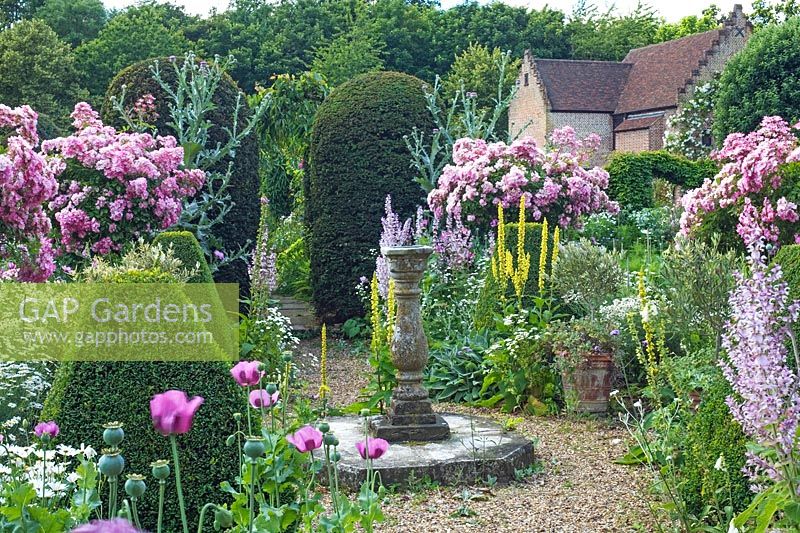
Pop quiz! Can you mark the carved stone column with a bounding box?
[370,246,450,442]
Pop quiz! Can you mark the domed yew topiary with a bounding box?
[101,57,260,294]
[41,255,243,530]
[306,71,433,321]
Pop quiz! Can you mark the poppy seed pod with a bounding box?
[243,437,266,459]
[150,460,170,481]
[124,474,146,499]
[102,422,124,447]
[99,451,125,478]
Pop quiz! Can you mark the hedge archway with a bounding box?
[606,150,717,211]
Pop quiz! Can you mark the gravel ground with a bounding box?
[297,338,655,532]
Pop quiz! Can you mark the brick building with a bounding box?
[508,4,752,161]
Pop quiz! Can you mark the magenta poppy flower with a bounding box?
[72,518,142,532]
[355,438,389,460]
[230,361,263,387]
[34,421,59,439]
[150,390,204,436]
[249,389,279,409]
[286,425,323,453]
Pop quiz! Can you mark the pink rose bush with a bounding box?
[427,127,619,229]
[680,116,800,251]
[42,103,204,262]
[0,104,62,281]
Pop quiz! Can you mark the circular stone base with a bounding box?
[328,413,534,489]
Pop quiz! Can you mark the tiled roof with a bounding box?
[615,29,723,114]
[533,59,631,113]
[614,115,662,132]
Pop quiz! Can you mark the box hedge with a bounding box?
[606,150,717,211]
[41,263,243,530]
[101,57,260,294]
[305,71,433,322]
[679,377,752,518]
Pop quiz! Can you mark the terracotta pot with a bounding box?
[561,352,615,414]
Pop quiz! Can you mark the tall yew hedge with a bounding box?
[305,71,433,321]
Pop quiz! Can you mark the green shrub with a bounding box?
[680,376,752,519]
[153,231,213,283]
[715,17,800,140]
[306,71,433,322]
[474,222,550,329]
[772,244,800,342]
[606,150,717,211]
[41,256,243,531]
[102,57,260,293]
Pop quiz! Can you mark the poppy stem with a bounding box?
[170,435,190,533]
[156,480,165,533]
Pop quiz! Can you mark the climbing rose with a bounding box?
[427,127,617,229]
[150,390,204,436]
[680,115,800,251]
[355,438,390,460]
[286,425,323,453]
[230,361,263,386]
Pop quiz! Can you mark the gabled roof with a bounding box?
[615,29,723,114]
[533,59,631,113]
[614,115,662,132]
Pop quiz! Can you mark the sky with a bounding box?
[102,0,754,22]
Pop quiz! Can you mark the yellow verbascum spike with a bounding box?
[319,323,330,400]
[551,226,560,271]
[386,279,396,345]
[370,272,381,355]
[538,218,549,293]
[513,197,530,301]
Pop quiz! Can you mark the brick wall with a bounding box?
[509,55,549,145]
[648,115,667,150]
[615,129,649,153]
[550,111,614,164]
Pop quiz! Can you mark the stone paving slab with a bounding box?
[328,413,534,489]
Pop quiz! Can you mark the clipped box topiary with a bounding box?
[153,230,214,283]
[306,71,433,322]
[101,57,259,295]
[41,267,244,530]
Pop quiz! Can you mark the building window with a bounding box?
[524,73,529,86]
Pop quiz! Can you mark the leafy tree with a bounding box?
[311,28,384,86]
[568,2,661,61]
[751,0,800,25]
[74,2,194,96]
[654,5,721,42]
[0,0,44,28]
[366,0,436,80]
[0,19,86,135]
[442,43,520,117]
[714,17,800,139]
[34,0,107,47]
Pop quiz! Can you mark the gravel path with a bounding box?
[297,338,655,532]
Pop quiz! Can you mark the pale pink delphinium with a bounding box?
[721,250,800,491]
